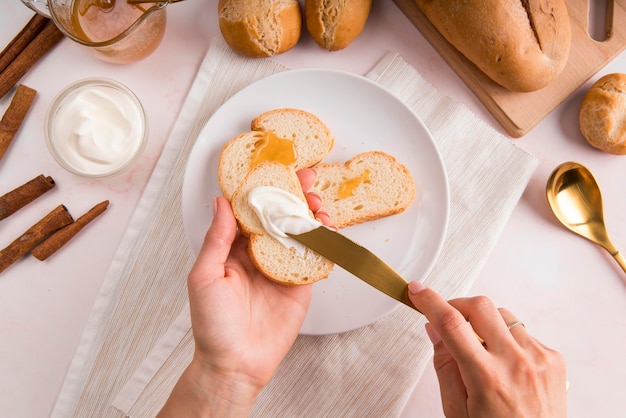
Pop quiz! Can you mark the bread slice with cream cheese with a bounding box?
[218,108,334,199]
[231,161,335,285]
[310,151,415,229]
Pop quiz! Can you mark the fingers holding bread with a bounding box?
[296,168,333,226]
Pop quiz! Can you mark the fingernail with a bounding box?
[425,323,442,345]
[315,210,331,224]
[308,192,322,206]
[307,193,323,212]
[212,196,218,216]
[408,281,427,295]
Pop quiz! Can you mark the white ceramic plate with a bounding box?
[182,68,449,335]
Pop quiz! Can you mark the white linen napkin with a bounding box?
[52,38,537,418]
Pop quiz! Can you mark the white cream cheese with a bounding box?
[49,82,145,176]
[248,186,322,252]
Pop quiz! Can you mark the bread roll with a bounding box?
[416,0,571,92]
[311,151,415,228]
[218,0,302,58]
[579,73,626,155]
[305,0,372,51]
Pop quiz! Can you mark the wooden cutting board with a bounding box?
[393,0,626,137]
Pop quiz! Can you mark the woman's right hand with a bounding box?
[407,281,567,418]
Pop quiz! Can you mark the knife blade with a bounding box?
[287,226,414,309]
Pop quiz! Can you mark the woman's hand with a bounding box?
[408,281,567,418]
[158,169,329,417]
[298,168,332,226]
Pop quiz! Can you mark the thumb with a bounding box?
[189,196,237,282]
[426,323,469,418]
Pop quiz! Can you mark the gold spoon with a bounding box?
[546,161,626,273]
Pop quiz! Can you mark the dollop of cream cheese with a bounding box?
[248,186,322,253]
[52,85,144,175]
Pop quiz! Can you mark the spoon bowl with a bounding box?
[546,161,626,273]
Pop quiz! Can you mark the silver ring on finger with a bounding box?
[507,321,525,330]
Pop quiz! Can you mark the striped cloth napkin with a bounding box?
[51,38,537,417]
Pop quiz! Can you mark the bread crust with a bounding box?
[579,73,626,155]
[218,0,302,58]
[416,0,571,92]
[305,0,372,51]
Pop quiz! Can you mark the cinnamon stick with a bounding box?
[0,20,64,99]
[31,200,109,261]
[0,84,37,160]
[0,204,73,273]
[0,174,55,221]
[0,14,49,74]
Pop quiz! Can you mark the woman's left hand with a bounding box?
[157,169,330,417]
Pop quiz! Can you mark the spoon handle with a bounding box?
[612,251,626,274]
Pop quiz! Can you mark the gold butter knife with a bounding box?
[288,227,487,346]
[287,226,414,309]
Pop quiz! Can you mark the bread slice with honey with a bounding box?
[310,151,415,229]
[218,108,334,199]
[231,161,335,285]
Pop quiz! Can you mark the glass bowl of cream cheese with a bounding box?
[45,78,147,178]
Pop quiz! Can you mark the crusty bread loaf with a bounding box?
[305,0,372,51]
[218,108,334,199]
[218,0,302,58]
[579,73,626,155]
[310,151,415,229]
[415,0,571,92]
[231,161,335,285]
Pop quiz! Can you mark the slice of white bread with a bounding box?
[218,108,334,199]
[310,151,415,229]
[231,161,335,285]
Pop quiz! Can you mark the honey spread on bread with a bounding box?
[337,169,371,199]
[249,131,296,168]
[218,108,334,200]
[311,151,415,229]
